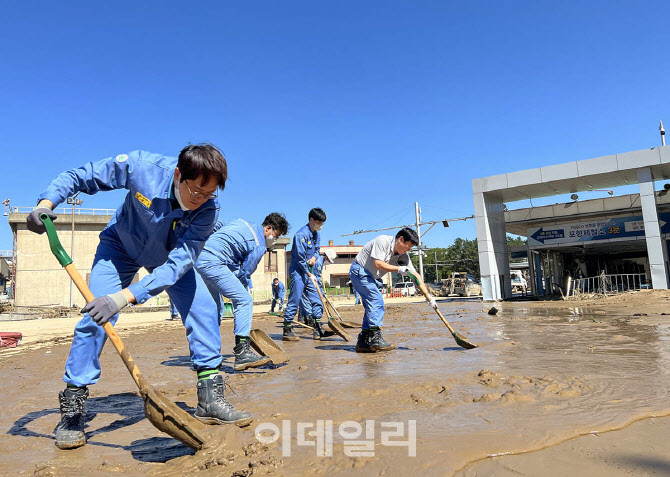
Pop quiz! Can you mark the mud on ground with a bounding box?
[2,291,670,476]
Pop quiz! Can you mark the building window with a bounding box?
[264,251,278,273]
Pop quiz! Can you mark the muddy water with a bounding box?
[2,298,670,476]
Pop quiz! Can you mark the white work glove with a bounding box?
[428,297,437,309]
[397,266,408,275]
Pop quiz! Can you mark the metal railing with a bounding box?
[10,206,116,215]
[570,273,648,296]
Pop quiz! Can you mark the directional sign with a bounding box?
[527,212,670,247]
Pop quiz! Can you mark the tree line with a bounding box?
[409,236,527,284]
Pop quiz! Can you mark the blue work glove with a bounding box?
[26,208,57,234]
[81,292,129,326]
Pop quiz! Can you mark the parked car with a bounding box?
[395,281,416,297]
[454,275,482,297]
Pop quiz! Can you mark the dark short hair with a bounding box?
[177,143,228,190]
[395,227,419,246]
[263,212,289,236]
[273,278,279,282]
[309,207,327,222]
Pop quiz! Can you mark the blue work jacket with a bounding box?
[201,219,266,289]
[289,224,320,276]
[272,281,285,299]
[38,150,218,303]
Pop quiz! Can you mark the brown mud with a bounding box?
[2,291,670,476]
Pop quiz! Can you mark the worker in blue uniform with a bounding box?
[26,145,251,450]
[282,208,327,341]
[299,249,336,339]
[270,278,285,312]
[194,213,289,371]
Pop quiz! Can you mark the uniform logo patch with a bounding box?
[116,154,128,163]
[135,192,152,208]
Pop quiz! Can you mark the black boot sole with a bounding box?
[282,335,299,342]
[370,343,396,351]
[234,356,272,371]
[195,415,253,427]
[355,344,376,353]
[55,434,87,450]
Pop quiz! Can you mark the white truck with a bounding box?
[510,270,528,294]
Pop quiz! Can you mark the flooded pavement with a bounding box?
[2,291,670,475]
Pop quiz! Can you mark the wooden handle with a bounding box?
[310,276,330,316]
[433,305,457,335]
[64,263,148,391]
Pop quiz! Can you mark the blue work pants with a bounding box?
[195,249,253,337]
[349,261,385,329]
[284,269,321,323]
[64,237,222,387]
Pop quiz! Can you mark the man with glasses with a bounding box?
[25,145,246,450]
[193,213,289,376]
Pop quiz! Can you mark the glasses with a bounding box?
[183,180,218,200]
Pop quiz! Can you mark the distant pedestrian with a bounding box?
[270,278,285,312]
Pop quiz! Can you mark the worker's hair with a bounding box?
[395,227,419,245]
[177,143,228,190]
[263,212,289,236]
[309,207,327,222]
[273,278,279,283]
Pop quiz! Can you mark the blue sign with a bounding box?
[527,212,670,247]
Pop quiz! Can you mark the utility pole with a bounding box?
[67,192,83,307]
[434,251,438,281]
[660,120,666,146]
[415,202,424,281]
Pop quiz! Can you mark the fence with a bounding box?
[10,206,116,215]
[569,273,648,296]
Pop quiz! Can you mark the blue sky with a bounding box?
[2,1,670,252]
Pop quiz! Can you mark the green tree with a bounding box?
[410,238,480,283]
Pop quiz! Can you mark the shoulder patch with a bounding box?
[135,192,152,208]
[115,154,129,163]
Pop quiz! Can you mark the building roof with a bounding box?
[473,146,670,203]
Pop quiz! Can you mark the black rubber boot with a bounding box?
[312,318,336,340]
[369,327,395,351]
[195,374,252,427]
[233,336,271,371]
[355,329,374,353]
[282,323,299,341]
[55,386,89,449]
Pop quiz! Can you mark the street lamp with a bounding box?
[66,193,83,307]
[2,199,9,217]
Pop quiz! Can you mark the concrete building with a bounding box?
[473,146,670,301]
[7,208,289,307]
